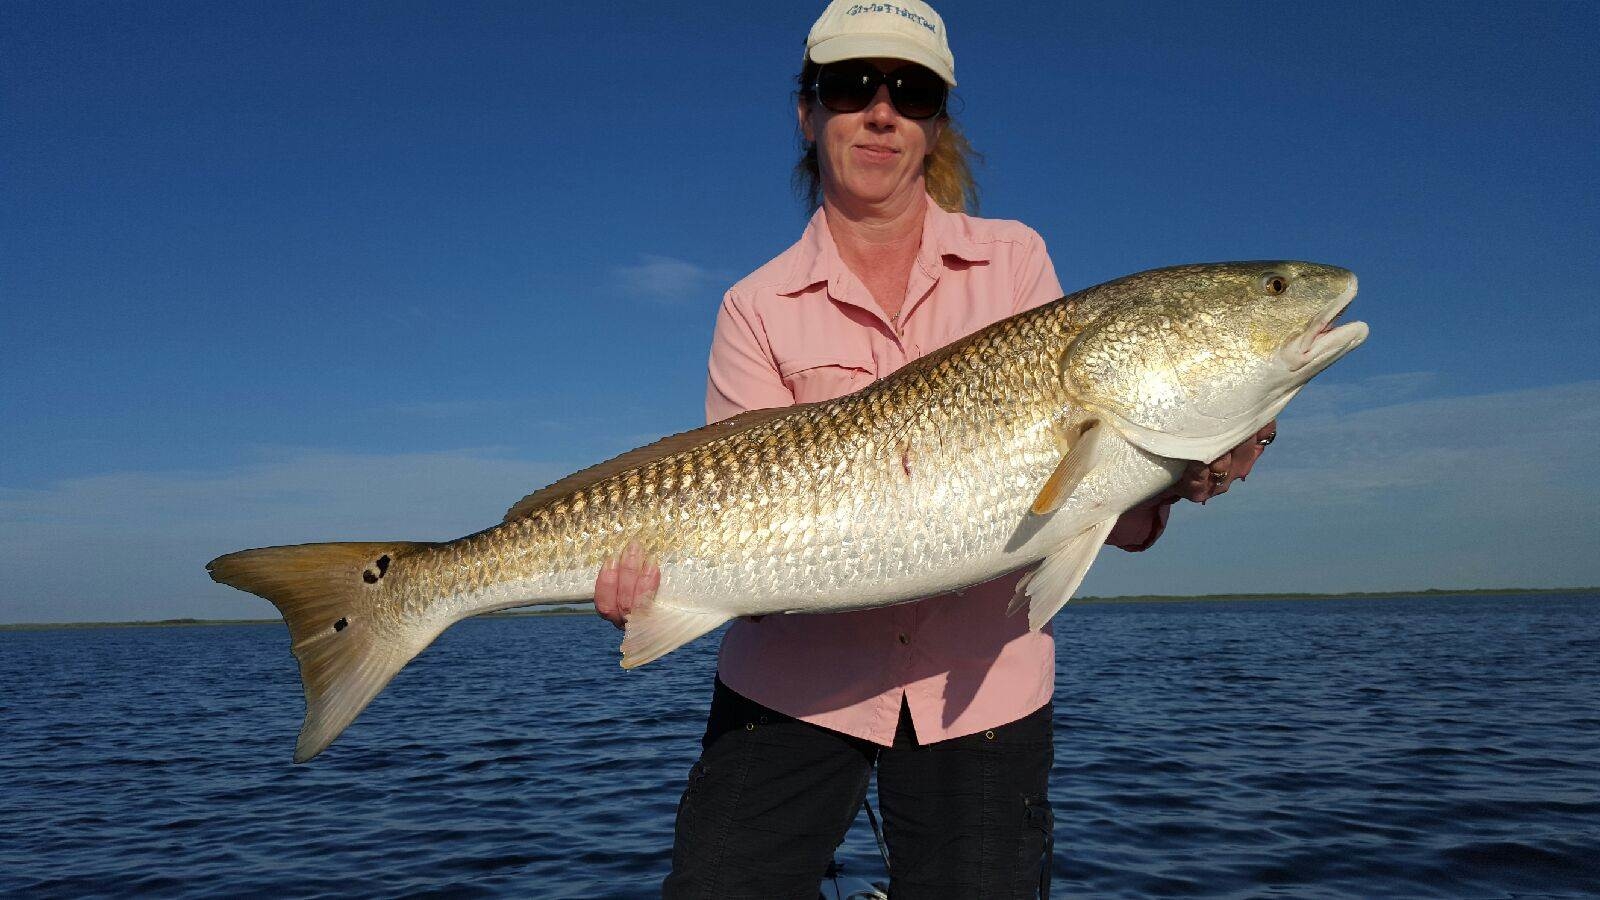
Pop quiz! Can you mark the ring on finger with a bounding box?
[1210,469,1229,484]
[1257,433,1276,446]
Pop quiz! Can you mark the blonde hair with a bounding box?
[793,61,981,215]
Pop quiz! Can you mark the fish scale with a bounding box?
[208,261,1367,761]
[425,310,1074,619]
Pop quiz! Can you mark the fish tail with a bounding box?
[207,541,440,763]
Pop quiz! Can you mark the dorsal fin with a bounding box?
[502,405,805,522]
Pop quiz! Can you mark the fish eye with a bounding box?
[1261,273,1290,295]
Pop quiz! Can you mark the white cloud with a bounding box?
[1269,380,1597,500]
[1085,380,1600,596]
[0,449,565,624]
[1285,370,1441,417]
[611,254,729,304]
[4,381,1596,624]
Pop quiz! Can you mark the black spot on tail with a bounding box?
[333,617,348,632]
[362,554,392,584]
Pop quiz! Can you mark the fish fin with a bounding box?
[1007,518,1117,631]
[504,405,807,522]
[619,603,728,669]
[1029,419,1105,515]
[207,541,443,763]
[1005,569,1038,617]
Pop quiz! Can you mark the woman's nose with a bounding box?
[863,84,897,126]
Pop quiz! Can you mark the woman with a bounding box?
[596,2,1276,895]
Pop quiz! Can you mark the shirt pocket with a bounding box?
[777,355,876,404]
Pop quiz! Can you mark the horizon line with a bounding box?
[4,586,1596,631]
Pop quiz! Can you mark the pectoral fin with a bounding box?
[1007,517,1117,631]
[1029,419,1105,516]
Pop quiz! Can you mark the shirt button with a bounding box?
[897,633,909,645]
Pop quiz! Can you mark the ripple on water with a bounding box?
[3,596,1600,897]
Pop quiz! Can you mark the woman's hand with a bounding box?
[1166,421,1278,504]
[593,540,659,629]
[594,543,764,626]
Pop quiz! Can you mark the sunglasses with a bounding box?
[811,60,948,121]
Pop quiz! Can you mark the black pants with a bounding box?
[663,679,1054,899]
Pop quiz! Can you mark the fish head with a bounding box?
[1061,261,1367,462]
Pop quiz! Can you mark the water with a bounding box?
[3,593,1597,898]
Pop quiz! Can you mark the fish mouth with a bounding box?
[1287,275,1368,373]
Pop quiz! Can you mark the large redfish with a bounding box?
[209,261,1367,761]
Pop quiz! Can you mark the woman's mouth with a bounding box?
[855,144,899,162]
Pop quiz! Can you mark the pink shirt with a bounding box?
[705,196,1168,746]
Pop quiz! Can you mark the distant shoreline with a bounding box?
[4,587,1596,632]
[1071,585,1600,604]
[0,606,594,632]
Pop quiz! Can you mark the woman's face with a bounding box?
[800,58,943,213]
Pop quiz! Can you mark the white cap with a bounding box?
[805,0,956,87]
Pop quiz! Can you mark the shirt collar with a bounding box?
[777,195,993,297]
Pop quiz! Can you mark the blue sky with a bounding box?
[2,1,1596,623]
